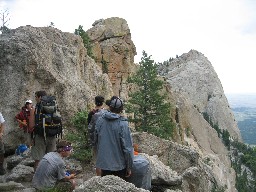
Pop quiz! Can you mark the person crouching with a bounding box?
[32,140,76,191]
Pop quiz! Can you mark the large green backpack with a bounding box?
[34,95,62,138]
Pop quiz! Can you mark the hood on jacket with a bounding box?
[103,111,121,120]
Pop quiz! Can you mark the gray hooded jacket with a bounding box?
[95,111,134,171]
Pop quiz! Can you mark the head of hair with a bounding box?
[56,140,71,152]
[35,91,47,98]
[95,95,104,106]
[110,105,123,113]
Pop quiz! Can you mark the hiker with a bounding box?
[88,95,106,176]
[32,140,76,192]
[87,95,105,125]
[126,144,152,190]
[0,112,6,175]
[28,91,57,171]
[95,96,134,180]
[15,99,33,146]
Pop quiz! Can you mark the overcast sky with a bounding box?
[1,0,256,94]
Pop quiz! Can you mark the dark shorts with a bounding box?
[101,168,127,180]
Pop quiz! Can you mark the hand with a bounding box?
[70,173,76,179]
[28,106,35,112]
[22,122,27,126]
[125,169,131,177]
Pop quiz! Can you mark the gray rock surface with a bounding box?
[75,175,149,192]
[158,50,241,140]
[0,25,113,152]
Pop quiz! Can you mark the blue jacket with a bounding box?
[95,111,134,171]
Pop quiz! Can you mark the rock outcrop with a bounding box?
[133,132,236,192]
[86,17,137,99]
[0,25,113,152]
[157,50,239,191]
[158,50,241,140]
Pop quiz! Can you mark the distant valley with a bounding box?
[226,94,256,145]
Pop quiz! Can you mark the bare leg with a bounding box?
[34,160,39,172]
[96,167,101,176]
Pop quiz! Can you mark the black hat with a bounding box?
[109,97,123,109]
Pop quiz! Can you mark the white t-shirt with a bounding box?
[0,113,5,124]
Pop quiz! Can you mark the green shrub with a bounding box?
[74,25,93,58]
[66,109,92,163]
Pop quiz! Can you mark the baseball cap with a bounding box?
[25,100,32,104]
[109,97,123,109]
[105,96,118,106]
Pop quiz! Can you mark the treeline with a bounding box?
[202,112,230,149]
[231,141,256,191]
[202,111,256,191]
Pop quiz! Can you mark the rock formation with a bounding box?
[86,17,137,99]
[0,25,113,152]
[158,50,241,140]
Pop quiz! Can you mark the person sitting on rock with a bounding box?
[32,140,76,192]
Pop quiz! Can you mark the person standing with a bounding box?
[87,95,105,125]
[0,112,6,175]
[15,99,33,146]
[88,95,105,176]
[32,140,76,191]
[28,91,57,171]
[95,96,134,180]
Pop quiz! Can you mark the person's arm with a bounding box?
[15,111,27,127]
[0,113,5,139]
[87,111,94,125]
[28,106,35,130]
[63,173,75,181]
[0,122,4,139]
[16,119,27,126]
[120,121,134,177]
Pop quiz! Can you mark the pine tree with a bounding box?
[74,25,93,57]
[0,9,10,34]
[126,51,174,139]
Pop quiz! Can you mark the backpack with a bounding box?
[88,109,106,146]
[87,108,99,125]
[34,95,62,138]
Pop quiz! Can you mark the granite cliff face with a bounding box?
[0,25,113,151]
[158,50,241,141]
[86,17,136,99]
[0,17,240,191]
[157,50,240,191]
